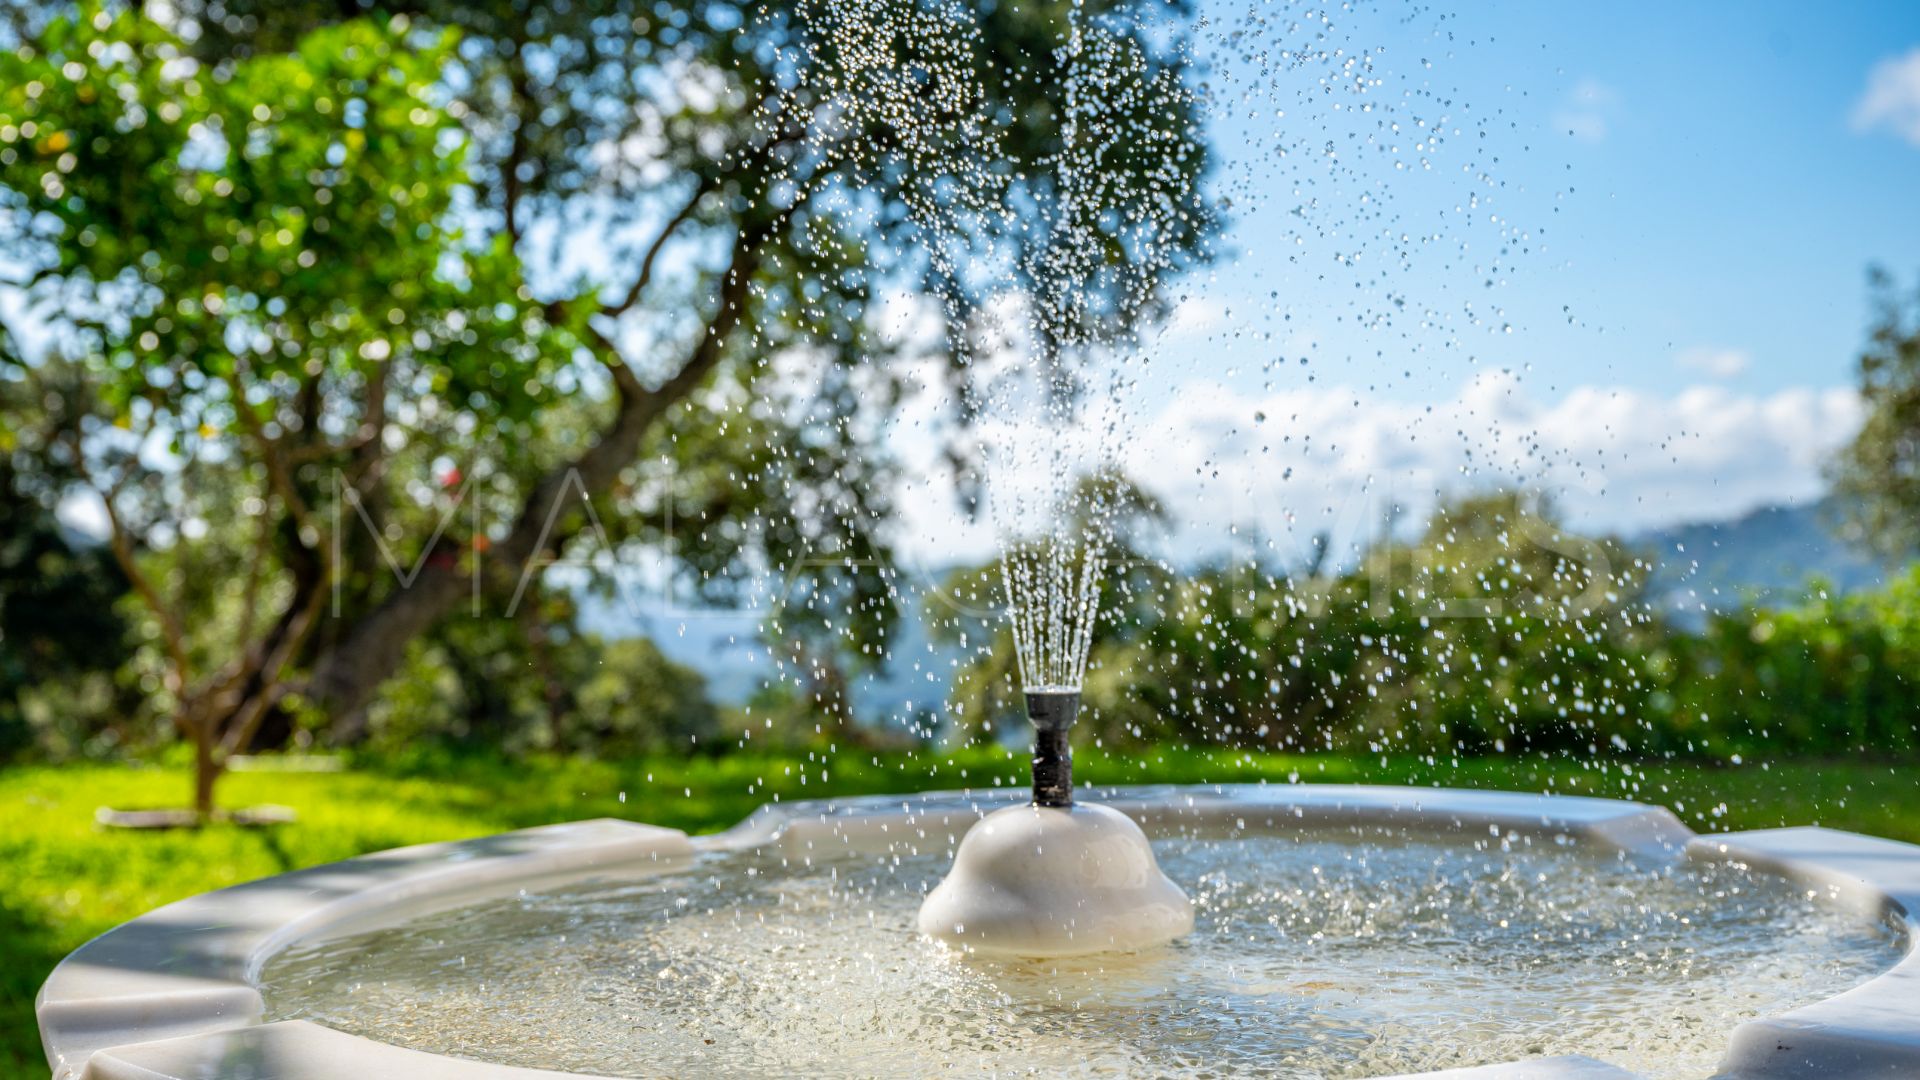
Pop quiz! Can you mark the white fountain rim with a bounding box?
[34,783,1920,1080]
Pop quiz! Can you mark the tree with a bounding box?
[0,0,1211,811]
[0,10,549,814]
[1835,267,1920,555]
[368,614,723,757]
[237,0,1212,735]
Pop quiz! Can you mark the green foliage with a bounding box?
[0,6,594,809]
[1664,569,1920,755]
[369,613,721,757]
[0,365,132,760]
[947,492,1659,753]
[161,0,1214,630]
[947,489,1920,760]
[1835,267,1920,555]
[0,10,546,412]
[0,0,1219,777]
[574,637,721,753]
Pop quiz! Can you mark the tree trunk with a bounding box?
[193,722,219,821]
[307,231,768,739]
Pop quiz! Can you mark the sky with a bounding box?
[884,0,1920,566]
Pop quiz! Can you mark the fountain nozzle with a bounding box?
[916,683,1193,956]
[1026,688,1078,807]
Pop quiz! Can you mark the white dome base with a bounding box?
[916,801,1194,957]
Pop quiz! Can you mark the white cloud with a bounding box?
[1552,79,1621,143]
[1852,47,1920,146]
[1675,345,1751,379]
[1121,373,1861,560]
[1160,296,1229,339]
[885,370,1864,569]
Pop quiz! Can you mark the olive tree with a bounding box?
[0,10,561,812]
[0,0,1211,811]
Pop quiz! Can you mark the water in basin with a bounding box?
[261,829,1900,1078]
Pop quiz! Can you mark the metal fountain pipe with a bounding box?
[1026,688,1079,807]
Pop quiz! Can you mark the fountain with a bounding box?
[27,488,1920,1075]
[31,507,1920,1077]
[34,781,1920,1078]
[916,688,1195,955]
[30,5,1920,1080]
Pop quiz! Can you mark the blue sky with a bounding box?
[1158,0,1920,396]
[1412,0,1919,398]
[894,0,1920,560]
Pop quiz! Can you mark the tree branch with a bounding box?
[501,53,533,247]
[279,361,387,476]
[602,178,713,319]
[225,369,324,550]
[306,212,786,730]
[499,215,777,569]
[85,468,193,694]
[233,499,272,657]
[217,570,329,756]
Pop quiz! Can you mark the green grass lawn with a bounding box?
[4,748,1918,1073]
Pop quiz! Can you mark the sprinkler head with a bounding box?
[1026,688,1079,808]
[914,684,1193,957]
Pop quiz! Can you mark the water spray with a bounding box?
[906,0,1194,956]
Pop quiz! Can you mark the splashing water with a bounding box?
[260,829,1900,1079]
[982,2,1199,693]
[781,0,1204,695]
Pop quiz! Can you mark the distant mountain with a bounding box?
[1634,498,1895,621]
[579,591,969,716]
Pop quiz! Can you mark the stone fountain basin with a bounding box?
[36,784,1920,1080]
